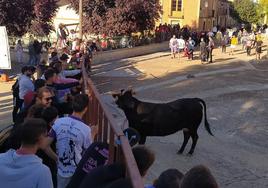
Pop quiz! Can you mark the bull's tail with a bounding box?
[198,98,213,136]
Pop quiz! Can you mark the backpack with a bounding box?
[12,79,19,99]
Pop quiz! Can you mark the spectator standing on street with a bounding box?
[221,35,228,53]
[200,38,207,63]
[246,37,252,56]
[216,30,223,47]
[57,23,69,48]
[169,35,178,59]
[229,35,238,55]
[187,37,195,60]
[28,37,36,65]
[0,118,53,188]
[255,32,263,61]
[12,66,30,122]
[69,29,78,50]
[33,40,42,66]
[44,94,92,188]
[207,37,214,63]
[177,36,185,59]
[15,40,24,64]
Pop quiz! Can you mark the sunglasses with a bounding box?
[44,97,53,102]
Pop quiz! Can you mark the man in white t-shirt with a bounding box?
[44,94,92,188]
[177,36,185,58]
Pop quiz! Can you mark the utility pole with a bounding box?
[79,0,83,39]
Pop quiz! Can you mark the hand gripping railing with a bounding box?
[81,56,144,188]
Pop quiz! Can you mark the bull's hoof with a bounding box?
[187,151,194,156]
[177,150,183,155]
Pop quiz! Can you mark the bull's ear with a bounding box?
[120,89,125,94]
[112,94,119,99]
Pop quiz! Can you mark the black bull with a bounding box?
[113,90,213,155]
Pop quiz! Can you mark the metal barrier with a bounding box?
[81,57,144,188]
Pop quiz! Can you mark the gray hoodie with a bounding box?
[0,149,53,188]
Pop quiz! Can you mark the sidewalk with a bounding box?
[0,82,13,130]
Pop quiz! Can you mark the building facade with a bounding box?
[159,0,233,31]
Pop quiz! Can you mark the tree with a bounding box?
[29,0,58,37]
[68,0,161,36]
[0,0,58,36]
[0,0,34,36]
[258,0,268,24]
[105,0,161,36]
[68,0,115,35]
[233,0,262,24]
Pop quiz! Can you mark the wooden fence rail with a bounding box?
[81,57,144,188]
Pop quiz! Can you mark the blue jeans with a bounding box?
[57,174,71,188]
[28,55,36,66]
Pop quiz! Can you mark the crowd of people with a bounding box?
[169,26,267,64]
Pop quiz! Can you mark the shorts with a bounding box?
[171,47,177,53]
[230,45,236,49]
[256,47,262,53]
[178,48,184,53]
[57,174,72,188]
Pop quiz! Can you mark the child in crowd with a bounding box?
[230,35,238,55]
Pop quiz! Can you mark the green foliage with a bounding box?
[0,0,34,36]
[29,0,58,36]
[259,0,268,13]
[68,0,161,36]
[0,0,58,36]
[233,0,262,24]
[257,0,268,23]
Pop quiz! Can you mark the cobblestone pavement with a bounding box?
[91,42,268,188]
[1,41,268,187]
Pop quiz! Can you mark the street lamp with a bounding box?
[79,0,83,39]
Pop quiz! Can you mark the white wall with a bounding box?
[51,4,79,38]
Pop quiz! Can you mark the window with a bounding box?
[171,0,182,11]
[178,0,182,11]
[171,0,177,11]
